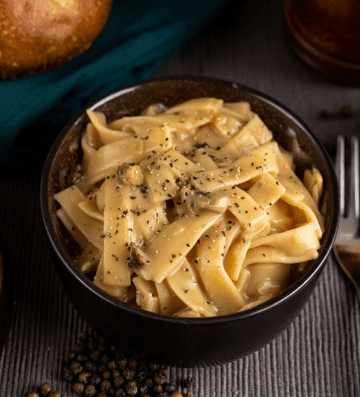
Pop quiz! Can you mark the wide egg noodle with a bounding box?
[131,210,223,284]
[55,97,325,317]
[303,167,323,207]
[220,113,273,161]
[94,255,133,301]
[86,110,133,144]
[56,208,88,250]
[246,172,286,209]
[195,217,246,316]
[154,280,187,316]
[101,171,134,286]
[101,167,167,286]
[275,150,324,236]
[76,242,101,274]
[54,186,104,251]
[166,258,217,317]
[244,223,320,266]
[190,141,280,192]
[133,276,160,314]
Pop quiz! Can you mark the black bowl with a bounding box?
[40,76,339,367]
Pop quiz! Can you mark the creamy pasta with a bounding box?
[54,98,324,317]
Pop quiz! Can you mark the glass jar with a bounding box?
[285,0,360,84]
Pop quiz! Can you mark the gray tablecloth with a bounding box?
[1,0,360,395]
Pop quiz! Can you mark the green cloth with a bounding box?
[0,0,233,167]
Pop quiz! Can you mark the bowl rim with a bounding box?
[40,75,339,326]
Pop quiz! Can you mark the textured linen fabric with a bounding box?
[1,0,360,395]
[0,0,230,166]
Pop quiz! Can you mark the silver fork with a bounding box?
[333,135,360,298]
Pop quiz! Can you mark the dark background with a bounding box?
[1,0,359,395]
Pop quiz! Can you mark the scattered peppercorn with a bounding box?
[73,382,85,395]
[26,384,61,397]
[59,331,195,397]
[70,361,83,374]
[84,384,96,396]
[171,392,183,397]
[49,392,60,397]
[126,380,138,396]
[101,370,111,380]
[40,383,52,396]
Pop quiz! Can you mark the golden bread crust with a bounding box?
[0,0,113,79]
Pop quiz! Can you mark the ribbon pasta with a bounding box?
[54,97,324,317]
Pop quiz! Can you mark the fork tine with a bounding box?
[335,135,345,216]
[347,135,360,223]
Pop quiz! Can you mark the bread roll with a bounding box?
[0,0,113,80]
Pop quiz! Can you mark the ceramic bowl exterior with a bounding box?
[40,77,339,367]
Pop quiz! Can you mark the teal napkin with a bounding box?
[0,0,232,167]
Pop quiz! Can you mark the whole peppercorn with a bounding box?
[116,358,127,370]
[27,393,40,397]
[154,372,167,385]
[112,369,120,378]
[144,378,153,388]
[78,371,90,384]
[61,332,195,397]
[171,392,183,397]
[73,382,85,395]
[49,392,61,397]
[153,384,163,393]
[100,379,111,392]
[122,368,136,381]
[102,370,111,380]
[107,360,116,370]
[40,383,52,395]
[125,380,138,397]
[84,384,97,397]
[137,371,146,383]
[67,350,76,361]
[138,383,148,394]
[70,361,83,375]
[127,359,137,370]
[112,376,125,389]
